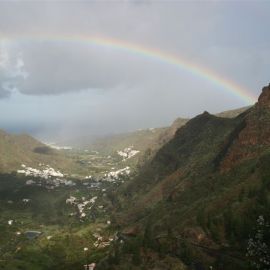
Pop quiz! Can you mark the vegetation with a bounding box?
[0,102,267,269]
[97,97,270,269]
[0,173,115,270]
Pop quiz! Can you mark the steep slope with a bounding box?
[98,85,270,270]
[219,89,270,170]
[88,107,249,166]
[0,130,78,174]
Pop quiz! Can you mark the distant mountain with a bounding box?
[215,106,251,118]
[88,107,250,166]
[0,130,78,174]
[87,127,167,154]
[97,85,270,270]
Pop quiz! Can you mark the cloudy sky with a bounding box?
[0,1,269,143]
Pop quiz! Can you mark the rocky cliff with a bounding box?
[221,84,270,170]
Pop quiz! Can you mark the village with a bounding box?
[0,146,140,270]
[16,146,133,188]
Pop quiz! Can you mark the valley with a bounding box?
[0,160,131,269]
[0,137,142,269]
[1,2,269,269]
[0,91,269,270]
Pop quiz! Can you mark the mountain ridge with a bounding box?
[86,106,250,166]
[96,85,270,270]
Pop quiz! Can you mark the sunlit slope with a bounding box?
[0,130,78,174]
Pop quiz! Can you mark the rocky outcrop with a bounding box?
[258,83,270,107]
[221,84,270,170]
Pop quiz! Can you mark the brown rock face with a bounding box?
[221,84,270,170]
[258,83,270,107]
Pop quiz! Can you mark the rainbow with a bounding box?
[2,35,257,104]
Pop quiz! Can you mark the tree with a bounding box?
[246,216,270,270]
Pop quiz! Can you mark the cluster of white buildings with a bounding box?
[17,164,76,189]
[117,146,140,160]
[17,164,64,179]
[83,166,132,184]
[103,166,131,182]
[85,168,131,183]
[66,195,98,219]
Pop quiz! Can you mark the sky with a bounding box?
[0,0,269,143]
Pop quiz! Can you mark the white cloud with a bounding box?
[0,41,28,97]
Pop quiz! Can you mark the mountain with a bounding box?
[86,127,167,155]
[0,89,264,269]
[97,85,270,270]
[0,130,79,174]
[0,105,245,174]
[215,106,251,118]
[87,107,249,167]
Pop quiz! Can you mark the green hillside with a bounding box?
[0,173,115,270]
[0,99,259,270]
[0,130,81,174]
[96,86,270,270]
